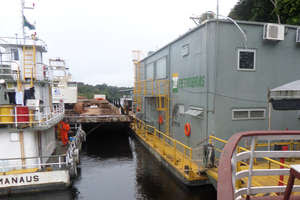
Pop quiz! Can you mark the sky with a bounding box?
[0,0,238,87]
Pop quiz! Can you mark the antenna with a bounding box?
[21,0,25,41]
[21,0,36,42]
[217,0,219,20]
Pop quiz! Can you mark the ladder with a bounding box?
[23,45,36,87]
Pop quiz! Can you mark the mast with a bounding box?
[21,0,25,42]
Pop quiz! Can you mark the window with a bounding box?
[67,82,77,87]
[11,49,19,61]
[146,63,154,80]
[232,109,266,120]
[156,57,167,79]
[237,49,256,71]
[181,44,189,57]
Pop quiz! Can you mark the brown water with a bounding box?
[1,127,216,200]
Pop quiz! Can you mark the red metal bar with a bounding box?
[217,130,300,200]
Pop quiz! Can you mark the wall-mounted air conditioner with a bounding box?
[263,23,285,41]
[296,28,300,43]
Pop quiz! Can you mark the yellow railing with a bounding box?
[209,135,291,168]
[133,118,195,179]
[209,135,292,191]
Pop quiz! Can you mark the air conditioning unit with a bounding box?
[296,28,300,43]
[263,23,285,41]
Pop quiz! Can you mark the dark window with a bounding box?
[238,49,256,70]
[11,49,19,61]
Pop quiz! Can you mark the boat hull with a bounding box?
[0,170,70,195]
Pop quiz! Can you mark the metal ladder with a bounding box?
[23,45,36,87]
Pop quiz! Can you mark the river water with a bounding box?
[2,127,216,200]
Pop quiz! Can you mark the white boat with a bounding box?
[0,1,84,195]
[50,58,78,109]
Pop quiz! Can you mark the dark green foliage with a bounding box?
[229,0,300,25]
[77,82,131,99]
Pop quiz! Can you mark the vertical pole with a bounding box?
[268,89,272,130]
[58,156,61,168]
[21,0,25,42]
[268,102,272,130]
[247,137,256,197]
[19,131,26,168]
[217,0,219,19]
[174,140,176,165]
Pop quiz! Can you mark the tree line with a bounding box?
[229,0,300,25]
[77,82,131,99]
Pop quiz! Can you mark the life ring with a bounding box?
[184,123,191,137]
[158,115,164,124]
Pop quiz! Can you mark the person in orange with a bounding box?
[60,120,70,146]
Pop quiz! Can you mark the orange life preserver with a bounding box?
[158,115,164,124]
[184,123,191,137]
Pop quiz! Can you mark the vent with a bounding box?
[233,110,248,120]
[232,109,266,120]
[250,110,265,119]
[263,24,285,41]
[296,28,300,43]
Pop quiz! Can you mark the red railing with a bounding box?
[217,130,300,200]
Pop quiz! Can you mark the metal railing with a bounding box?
[133,118,195,179]
[0,154,68,173]
[216,130,300,200]
[0,103,64,128]
[0,36,47,48]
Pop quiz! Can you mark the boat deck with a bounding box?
[132,119,208,185]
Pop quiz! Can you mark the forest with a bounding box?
[77,82,131,99]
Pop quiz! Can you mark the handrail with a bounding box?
[134,117,194,179]
[209,135,291,168]
[217,130,300,200]
[0,104,64,127]
[0,154,68,172]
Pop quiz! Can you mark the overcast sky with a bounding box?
[0,0,238,87]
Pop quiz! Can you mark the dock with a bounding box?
[64,99,132,125]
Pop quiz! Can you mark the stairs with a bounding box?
[22,46,36,87]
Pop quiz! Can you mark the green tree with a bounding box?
[77,82,131,100]
[229,0,300,25]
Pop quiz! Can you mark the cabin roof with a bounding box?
[139,19,300,63]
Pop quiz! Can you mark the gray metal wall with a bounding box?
[214,22,300,141]
[139,20,300,149]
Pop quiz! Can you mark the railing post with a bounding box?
[247,136,256,197]
[189,149,192,178]
[174,140,177,165]
[236,147,242,189]
[38,157,41,170]
[58,156,61,169]
[183,148,186,169]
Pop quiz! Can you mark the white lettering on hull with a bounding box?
[0,170,69,188]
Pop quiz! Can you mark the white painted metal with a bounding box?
[232,135,300,199]
[247,137,256,196]
[236,169,290,180]
[263,24,285,41]
[0,170,70,188]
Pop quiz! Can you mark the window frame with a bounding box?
[237,48,256,71]
[11,48,19,61]
[155,56,167,80]
[146,62,154,80]
[232,108,266,120]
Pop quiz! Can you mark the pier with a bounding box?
[63,99,132,125]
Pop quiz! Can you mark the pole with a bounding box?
[21,0,25,42]
[217,0,219,20]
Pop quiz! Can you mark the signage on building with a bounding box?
[172,73,205,93]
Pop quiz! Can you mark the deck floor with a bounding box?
[133,126,207,182]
